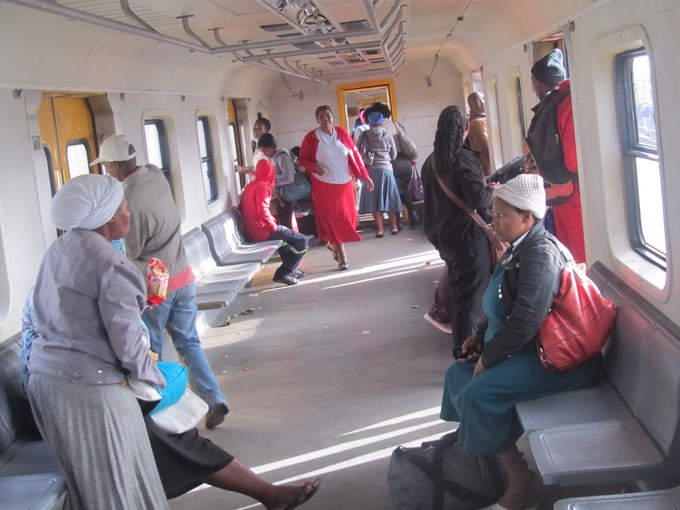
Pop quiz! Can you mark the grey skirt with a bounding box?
[28,373,169,510]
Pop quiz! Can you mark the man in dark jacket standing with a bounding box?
[526,48,585,263]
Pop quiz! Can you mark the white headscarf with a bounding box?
[51,174,124,230]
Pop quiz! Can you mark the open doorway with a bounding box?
[336,79,396,131]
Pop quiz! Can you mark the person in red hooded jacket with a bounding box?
[240,149,309,286]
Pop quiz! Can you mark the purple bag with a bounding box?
[408,165,424,202]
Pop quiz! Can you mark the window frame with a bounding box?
[614,47,666,269]
[197,116,218,204]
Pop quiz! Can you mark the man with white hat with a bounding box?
[525,48,585,264]
[92,135,230,429]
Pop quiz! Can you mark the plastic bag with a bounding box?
[147,258,169,305]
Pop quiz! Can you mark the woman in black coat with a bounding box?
[421,105,494,354]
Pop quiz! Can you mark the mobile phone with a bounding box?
[453,347,478,360]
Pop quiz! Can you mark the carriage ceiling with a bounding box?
[5,0,601,83]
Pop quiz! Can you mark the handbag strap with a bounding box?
[432,155,505,252]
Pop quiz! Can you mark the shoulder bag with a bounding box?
[536,262,616,372]
[432,157,507,267]
[280,168,311,202]
[394,121,418,160]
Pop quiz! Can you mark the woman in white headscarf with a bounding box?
[27,174,170,510]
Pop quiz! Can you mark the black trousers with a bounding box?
[392,156,418,223]
[441,236,492,349]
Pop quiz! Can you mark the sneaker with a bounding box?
[273,274,299,286]
[205,403,230,429]
[424,309,453,334]
[292,268,307,278]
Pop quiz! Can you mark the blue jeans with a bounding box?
[268,226,308,278]
[142,282,227,407]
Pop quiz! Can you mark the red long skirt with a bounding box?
[312,178,362,244]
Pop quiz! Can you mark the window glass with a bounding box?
[634,156,664,253]
[486,79,503,168]
[143,119,173,194]
[632,56,657,149]
[617,49,665,266]
[515,76,526,136]
[66,140,91,179]
[144,122,164,168]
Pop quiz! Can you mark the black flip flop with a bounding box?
[285,478,321,510]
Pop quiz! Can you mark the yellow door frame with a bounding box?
[336,78,397,131]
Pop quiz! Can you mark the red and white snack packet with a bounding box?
[146,258,169,305]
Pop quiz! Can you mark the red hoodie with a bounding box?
[240,159,278,242]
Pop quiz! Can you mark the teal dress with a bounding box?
[440,265,601,455]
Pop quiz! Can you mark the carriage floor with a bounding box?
[168,225,613,510]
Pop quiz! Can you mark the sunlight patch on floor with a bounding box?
[184,411,457,501]
[260,250,441,292]
[250,419,447,475]
[341,406,441,435]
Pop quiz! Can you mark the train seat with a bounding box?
[520,262,680,487]
[0,337,65,509]
[201,208,282,266]
[516,262,630,431]
[182,227,261,306]
[554,483,680,509]
[1,475,65,510]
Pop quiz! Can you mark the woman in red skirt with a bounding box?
[298,105,374,270]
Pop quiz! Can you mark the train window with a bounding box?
[66,139,92,179]
[486,78,503,168]
[616,49,666,267]
[515,77,526,137]
[143,119,174,193]
[506,70,526,156]
[197,116,218,203]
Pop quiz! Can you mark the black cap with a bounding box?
[531,49,566,85]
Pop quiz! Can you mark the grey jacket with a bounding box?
[124,165,188,279]
[479,223,571,367]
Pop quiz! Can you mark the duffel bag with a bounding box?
[387,430,506,510]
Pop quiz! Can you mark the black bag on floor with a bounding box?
[387,431,506,510]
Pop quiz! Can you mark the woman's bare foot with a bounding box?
[325,242,338,262]
[267,478,321,510]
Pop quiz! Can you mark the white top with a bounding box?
[313,128,352,184]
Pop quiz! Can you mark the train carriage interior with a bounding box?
[1,0,679,509]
